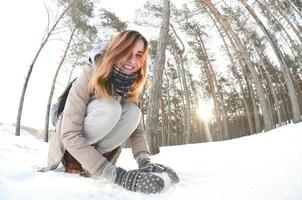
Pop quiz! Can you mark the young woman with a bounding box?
[42,30,179,194]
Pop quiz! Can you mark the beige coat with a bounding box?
[45,65,150,175]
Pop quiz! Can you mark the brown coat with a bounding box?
[45,65,150,175]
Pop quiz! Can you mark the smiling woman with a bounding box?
[41,30,180,194]
[196,99,214,122]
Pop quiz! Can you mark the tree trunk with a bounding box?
[233,66,255,134]
[15,5,70,136]
[186,67,206,141]
[209,12,254,135]
[245,72,262,132]
[268,0,302,43]
[201,0,273,131]
[67,56,80,84]
[200,35,229,140]
[174,60,187,140]
[160,97,166,146]
[293,75,302,112]
[253,45,283,127]
[169,31,191,143]
[44,27,77,142]
[145,0,170,154]
[232,17,277,128]
[184,15,225,140]
[164,69,172,145]
[197,37,223,140]
[227,25,262,133]
[256,0,302,66]
[180,56,192,143]
[239,0,301,123]
[286,0,302,19]
[264,66,282,126]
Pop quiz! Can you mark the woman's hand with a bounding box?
[138,158,180,183]
[115,167,164,194]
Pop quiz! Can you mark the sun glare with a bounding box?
[196,100,214,122]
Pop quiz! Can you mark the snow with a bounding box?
[0,123,302,200]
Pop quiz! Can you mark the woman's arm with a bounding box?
[128,118,151,158]
[60,65,111,175]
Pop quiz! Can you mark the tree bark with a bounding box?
[254,46,283,127]
[145,0,170,154]
[268,0,302,43]
[239,0,301,123]
[245,70,262,132]
[256,0,302,60]
[286,0,302,19]
[201,0,274,131]
[200,34,229,140]
[209,12,254,135]
[232,16,277,128]
[15,5,70,136]
[164,69,172,145]
[44,26,77,142]
[169,30,191,143]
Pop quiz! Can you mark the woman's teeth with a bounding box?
[123,65,133,70]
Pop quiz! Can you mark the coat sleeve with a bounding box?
[127,113,151,158]
[60,65,110,175]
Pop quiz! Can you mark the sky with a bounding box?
[0,0,192,130]
[0,1,49,129]
[0,0,236,130]
[0,120,302,199]
[0,0,223,131]
[0,0,152,130]
[0,0,286,131]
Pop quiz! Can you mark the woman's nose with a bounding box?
[127,54,136,64]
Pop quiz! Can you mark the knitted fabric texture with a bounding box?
[115,167,164,194]
[112,67,138,98]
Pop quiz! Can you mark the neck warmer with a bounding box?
[112,67,138,98]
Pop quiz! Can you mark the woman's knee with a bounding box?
[121,102,141,123]
[96,103,142,152]
[86,99,122,119]
[83,99,122,138]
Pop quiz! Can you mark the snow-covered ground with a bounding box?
[0,122,302,200]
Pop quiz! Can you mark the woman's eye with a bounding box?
[136,54,142,59]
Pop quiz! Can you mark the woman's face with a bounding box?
[116,39,145,75]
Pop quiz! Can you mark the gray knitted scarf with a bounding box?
[112,67,138,98]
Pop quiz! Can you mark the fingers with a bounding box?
[139,164,154,172]
[166,168,180,183]
[140,163,164,173]
[140,163,180,184]
[157,164,180,183]
[151,164,165,172]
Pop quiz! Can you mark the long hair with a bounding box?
[89,30,148,103]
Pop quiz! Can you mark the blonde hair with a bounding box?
[89,30,148,103]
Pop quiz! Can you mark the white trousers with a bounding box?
[83,99,141,154]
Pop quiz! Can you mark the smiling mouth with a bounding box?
[123,64,134,70]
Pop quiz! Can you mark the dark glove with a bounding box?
[114,167,164,194]
[139,158,180,183]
